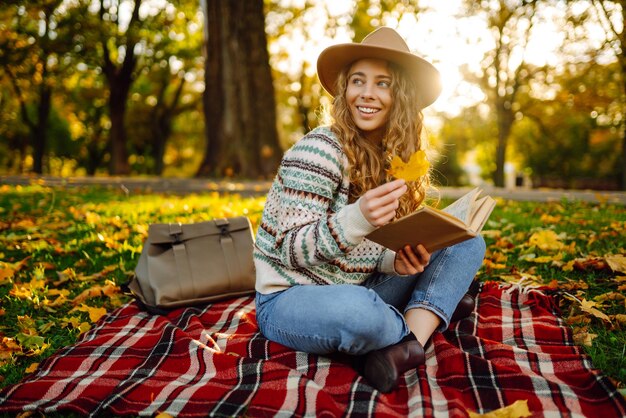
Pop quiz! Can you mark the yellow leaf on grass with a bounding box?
[594,292,625,303]
[579,299,611,323]
[539,213,561,223]
[0,257,31,285]
[61,316,92,333]
[468,399,531,418]
[61,316,82,329]
[0,267,15,285]
[387,151,430,181]
[562,260,575,272]
[9,277,47,299]
[530,253,563,264]
[566,314,591,325]
[483,259,507,270]
[70,304,107,323]
[72,282,120,304]
[606,255,626,274]
[572,327,598,347]
[0,337,22,360]
[78,264,118,281]
[25,362,39,373]
[54,267,77,286]
[528,230,563,251]
[78,322,91,334]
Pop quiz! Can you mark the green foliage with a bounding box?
[0,0,624,183]
[512,61,623,188]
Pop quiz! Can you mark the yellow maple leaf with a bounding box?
[579,299,611,323]
[468,399,531,418]
[528,230,563,251]
[61,316,82,329]
[387,151,430,181]
[70,304,107,323]
[606,255,626,274]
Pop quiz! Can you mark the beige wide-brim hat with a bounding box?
[317,27,442,109]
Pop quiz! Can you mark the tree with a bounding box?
[0,0,72,174]
[196,0,281,178]
[124,0,204,175]
[462,0,541,187]
[437,106,498,186]
[96,0,142,175]
[587,1,626,189]
[515,60,622,188]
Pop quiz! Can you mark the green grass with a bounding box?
[0,184,625,396]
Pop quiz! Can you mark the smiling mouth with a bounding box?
[357,106,380,114]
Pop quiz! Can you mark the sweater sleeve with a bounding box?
[272,132,377,269]
[377,249,398,274]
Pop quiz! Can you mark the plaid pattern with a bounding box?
[1,282,625,417]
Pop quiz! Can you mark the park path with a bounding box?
[1,175,626,205]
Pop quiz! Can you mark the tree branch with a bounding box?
[3,66,35,130]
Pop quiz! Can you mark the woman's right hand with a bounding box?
[358,179,407,227]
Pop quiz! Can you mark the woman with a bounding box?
[253,27,486,393]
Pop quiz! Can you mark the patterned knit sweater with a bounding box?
[254,126,397,294]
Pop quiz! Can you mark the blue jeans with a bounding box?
[255,235,486,356]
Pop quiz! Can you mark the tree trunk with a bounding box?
[151,74,185,175]
[621,1,626,190]
[107,82,131,175]
[152,115,170,175]
[196,0,281,178]
[32,86,51,174]
[494,103,514,188]
[100,0,140,175]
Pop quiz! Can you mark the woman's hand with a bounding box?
[394,244,431,275]
[359,179,407,227]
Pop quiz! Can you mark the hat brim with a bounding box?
[317,43,442,109]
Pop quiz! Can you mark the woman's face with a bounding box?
[345,58,393,143]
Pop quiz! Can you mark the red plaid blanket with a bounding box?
[1,282,625,417]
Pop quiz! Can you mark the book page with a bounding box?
[469,195,496,233]
[441,188,481,225]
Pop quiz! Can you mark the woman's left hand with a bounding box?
[394,244,431,275]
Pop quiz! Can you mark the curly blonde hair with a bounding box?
[329,61,430,218]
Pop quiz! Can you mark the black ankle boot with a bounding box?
[362,333,425,393]
[450,293,475,322]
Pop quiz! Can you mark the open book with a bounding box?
[365,188,496,253]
